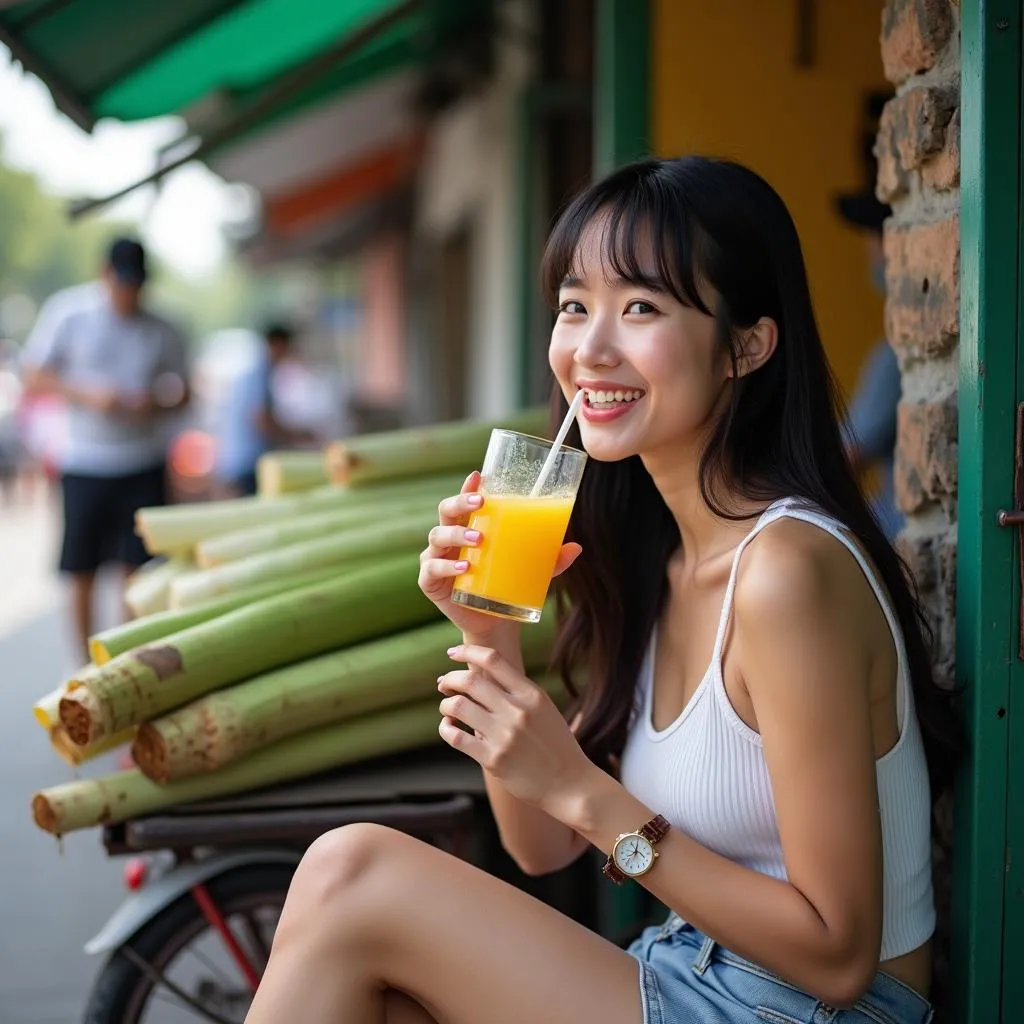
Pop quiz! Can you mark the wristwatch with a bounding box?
[602,814,671,884]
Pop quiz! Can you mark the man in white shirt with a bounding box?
[22,238,190,661]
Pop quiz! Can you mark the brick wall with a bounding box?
[875,1,960,1011]
[876,0,960,687]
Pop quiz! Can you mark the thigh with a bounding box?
[304,825,645,1024]
[384,990,438,1024]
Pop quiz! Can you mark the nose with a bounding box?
[573,313,620,371]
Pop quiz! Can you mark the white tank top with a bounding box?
[619,499,935,960]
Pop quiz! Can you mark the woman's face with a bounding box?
[548,217,732,464]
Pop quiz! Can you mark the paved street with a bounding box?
[0,491,127,1023]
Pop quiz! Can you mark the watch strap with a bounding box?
[601,859,627,885]
[640,814,671,844]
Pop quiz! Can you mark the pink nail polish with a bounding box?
[464,529,481,543]
[466,494,483,507]
[447,646,460,656]
[454,560,469,571]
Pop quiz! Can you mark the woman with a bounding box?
[246,157,960,1024]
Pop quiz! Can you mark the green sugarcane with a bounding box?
[136,472,463,557]
[35,674,567,836]
[256,450,328,496]
[59,554,436,746]
[324,407,548,487]
[89,563,352,665]
[132,612,556,782]
[169,511,433,609]
[195,493,440,568]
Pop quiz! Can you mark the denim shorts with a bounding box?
[626,914,934,1024]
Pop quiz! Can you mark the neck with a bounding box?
[641,439,764,565]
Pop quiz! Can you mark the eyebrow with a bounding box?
[559,272,667,293]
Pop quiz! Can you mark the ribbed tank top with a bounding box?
[619,499,935,960]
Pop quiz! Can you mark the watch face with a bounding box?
[613,833,655,876]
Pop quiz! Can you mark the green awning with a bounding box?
[0,0,485,130]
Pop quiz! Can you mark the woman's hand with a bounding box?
[417,471,582,643]
[438,644,593,814]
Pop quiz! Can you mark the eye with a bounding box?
[558,300,586,315]
[625,300,657,315]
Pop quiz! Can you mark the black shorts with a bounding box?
[60,464,166,573]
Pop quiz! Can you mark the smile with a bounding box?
[578,387,645,423]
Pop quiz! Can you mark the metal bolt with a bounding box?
[996,18,1010,30]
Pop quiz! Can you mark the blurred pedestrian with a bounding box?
[21,237,190,662]
[835,94,903,543]
[213,322,314,497]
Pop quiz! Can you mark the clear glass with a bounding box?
[451,429,587,623]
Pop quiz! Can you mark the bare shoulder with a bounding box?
[732,516,878,644]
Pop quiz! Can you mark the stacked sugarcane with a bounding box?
[30,408,566,837]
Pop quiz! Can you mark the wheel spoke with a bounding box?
[120,945,238,1024]
[234,911,271,972]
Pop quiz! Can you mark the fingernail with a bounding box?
[464,529,481,543]
[447,646,461,656]
[454,560,469,571]
[466,494,483,507]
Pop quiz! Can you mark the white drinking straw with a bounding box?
[530,389,585,497]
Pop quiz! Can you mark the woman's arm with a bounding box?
[556,527,884,1006]
[464,625,589,876]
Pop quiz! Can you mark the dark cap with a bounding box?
[107,237,148,286]
[835,190,891,232]
[834,91,893,233]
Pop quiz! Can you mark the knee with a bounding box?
[287,823,398,919]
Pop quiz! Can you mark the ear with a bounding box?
[729,317,778,378]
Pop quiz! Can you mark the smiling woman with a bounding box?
[244,156,958,1024]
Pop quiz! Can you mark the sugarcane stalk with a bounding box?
[34,685,66,730]
[124,557,195,618]
[89,565,345,665]
[132,612,556,782]
[35,674,567,836]
[169,512,430,609]
[136,473,463,557]
[324,407,547,487]
[194,493,440,568]
[50,724,135,767]
[59,554,436,746]
[256,451,328,496]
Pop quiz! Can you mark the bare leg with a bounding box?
[68,571,95,664]
[384,990,438,1023]
[246,824,643,1024]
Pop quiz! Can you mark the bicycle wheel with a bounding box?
[82,863,294,1024]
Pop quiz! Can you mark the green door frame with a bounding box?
[514,0,650,407]
[593,0,650,175]
[954,3,1022,1022]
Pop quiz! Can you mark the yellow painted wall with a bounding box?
[651,0,889,397]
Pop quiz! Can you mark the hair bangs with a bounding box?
[540,162,713,315]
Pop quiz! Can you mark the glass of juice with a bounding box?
[451,429,587,623]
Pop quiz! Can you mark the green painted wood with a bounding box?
[1002,1,1024,1014]
[593,0,650,175]
[954,2,1022,1021]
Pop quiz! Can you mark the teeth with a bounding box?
[584,388,643,405]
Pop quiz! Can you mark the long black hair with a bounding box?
[541,156,962,794]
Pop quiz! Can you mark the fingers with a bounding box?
[439,716,487,759]
[447,645,536,700]
[437,471,484,528]
[417,557,469,599]
[552,542,583,578]
[425,524,481,554]
[437,668,504,712]
[438,692,490,733]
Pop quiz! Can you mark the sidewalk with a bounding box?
[0,492,127,1022]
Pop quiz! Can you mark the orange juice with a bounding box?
[453,494,575,618]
